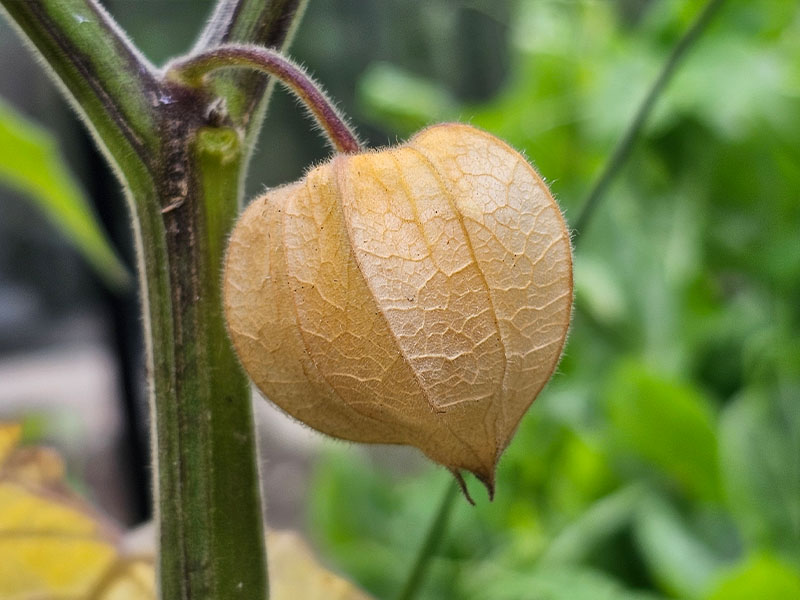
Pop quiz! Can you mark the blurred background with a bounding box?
[1,0,798,598]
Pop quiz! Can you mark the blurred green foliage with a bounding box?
[0,98,130,289]
[309,1,800,598]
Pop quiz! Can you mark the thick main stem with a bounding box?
[153,113,268,599]
[1,1,309,598]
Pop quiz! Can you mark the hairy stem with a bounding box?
[152,0,310,595]
[194,0,308,146]
[153,116,269,599]
[396,480,459,600]
[166,45,362,154]
[1,0,310,598]
[573,0,727,240]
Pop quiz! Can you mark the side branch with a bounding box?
[195,0,307,54]
[166,45,362,154]
[573,0,727,240]
[193,0,309,135]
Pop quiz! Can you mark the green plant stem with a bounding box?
[0,0,308,598]
[153,120,269,599]
[396,480,460,600]
[573,0,727,240]
[166,45,362,153]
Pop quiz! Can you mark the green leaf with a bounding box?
[605,361,721,501]
[357,62,457,135]
[466,564,667,600]
[540,484,645,565]
[573,256,629,327]
[719,387,800,560]
[633,493,728,598]
[704,554,800,600]
[0,98,130,289]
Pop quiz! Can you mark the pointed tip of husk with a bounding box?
[474,469,496,501]
[449,466,496,504]
[450,469,475,505]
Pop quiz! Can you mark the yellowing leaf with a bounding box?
[91,559,157,600]
[224,123,573,494]
[3,446,65,486]
[123,524,373,600]
[0,423,21,463]
[269,530,373,600]
[0,422,153,600]
[0,424,371,599]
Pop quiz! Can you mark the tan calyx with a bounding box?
[223,123,573,497]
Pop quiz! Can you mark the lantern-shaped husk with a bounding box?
[224,123,573,496]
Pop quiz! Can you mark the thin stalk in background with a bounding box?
[573,0,727,241]
[396,480,460,600]
[396,2,727,598]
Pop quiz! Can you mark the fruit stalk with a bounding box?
[166,44,362,154]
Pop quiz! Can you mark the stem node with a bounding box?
[166,44,363,154]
